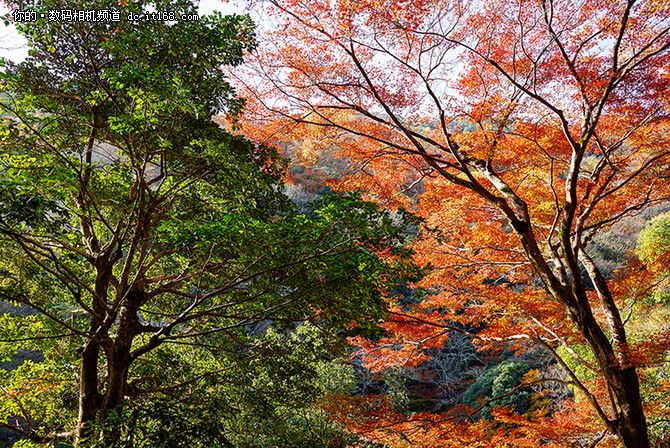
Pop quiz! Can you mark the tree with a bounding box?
[0,0,423,445]
[232,0,670,446]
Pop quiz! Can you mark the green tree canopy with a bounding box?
[0,1,425,445]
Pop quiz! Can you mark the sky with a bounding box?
[0,0,246,62]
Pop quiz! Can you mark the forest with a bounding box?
[0,0,669,447]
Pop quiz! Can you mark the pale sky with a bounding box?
[1,0,246,62]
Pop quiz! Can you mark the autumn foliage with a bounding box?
[232,0,670,446]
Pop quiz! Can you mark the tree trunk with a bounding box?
[96,297,143,443]
[75,340,102,447]
[75,262,112,447]
[100,305,137,414]
[611,367,649,448]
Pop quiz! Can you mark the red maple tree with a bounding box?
[232,0,670,446]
